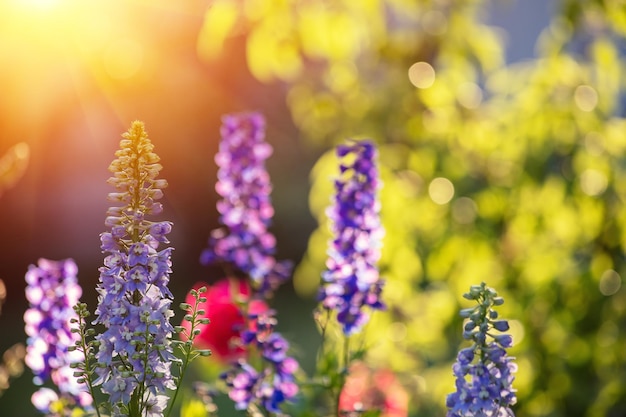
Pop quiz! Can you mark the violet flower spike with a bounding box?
[92,121,176,415]
[446,282,517,417]
[200,112,292,297]
[24,258,92,411]
[320,140,385,335]
[221,309,299,413]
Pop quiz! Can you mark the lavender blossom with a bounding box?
[92,121,176,415]
[221,309,299,413]
[446,283,517,417]
[200,112,292,296]
[319,140,385,335]
[24,258,91,410]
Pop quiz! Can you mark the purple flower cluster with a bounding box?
[92,121,176,413]
[319,140,385,335]
[198,113,299,413]
[24,258,91,410]
[200,112,292,296]
[446,283,517,417]
[221,309,299,413]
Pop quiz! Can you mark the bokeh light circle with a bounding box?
[599,269,621,296]
[428,177,454,205]
[452,197,477,224]
[408,62,435,89]
[574,85,598,112]
[580,169,608,196]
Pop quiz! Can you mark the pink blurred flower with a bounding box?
[339,362,409,417]
[181,279,268,362]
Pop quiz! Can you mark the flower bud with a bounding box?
[494,334,513,348]
[492,320,510,332]
[464,320,477,332]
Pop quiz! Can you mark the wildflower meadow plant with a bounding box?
[319,140,385,336]
[87,120,179,416]
[22,121,210,417]
[16,114,518,417]
[296,139,388,416]
[191,112,300,414]
[200,112,292,297]
[446,283,517,417]
[24,258,90,414]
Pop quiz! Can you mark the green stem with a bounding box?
[76,312,102,417]
[317,309,330,363]
[165,291,206,417]
[335,335,351,417]
[136,320,153,416]
[164,347,192,417]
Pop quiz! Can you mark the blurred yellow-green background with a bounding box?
[1,0,625,416]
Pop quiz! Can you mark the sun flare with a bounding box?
[0,0,208,136]
[16,0,62,10]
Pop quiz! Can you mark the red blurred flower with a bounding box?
[181,278,268,362]
[339,361,409,417]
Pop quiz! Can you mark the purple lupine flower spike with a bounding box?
[24,258,92,410]
[201,112,292,297]
[320,140,385,335]
[92,121,176,415]
[446,283,517,417]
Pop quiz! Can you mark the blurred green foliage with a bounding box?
[199,1,626,416]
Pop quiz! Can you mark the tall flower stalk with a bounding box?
[88,121,177,417]
[200,112,292,297]
[446,282,517,417]
[196,112,299,414]
[319,140,385,336]
[310,140,386,416]
[24,258,91,415]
